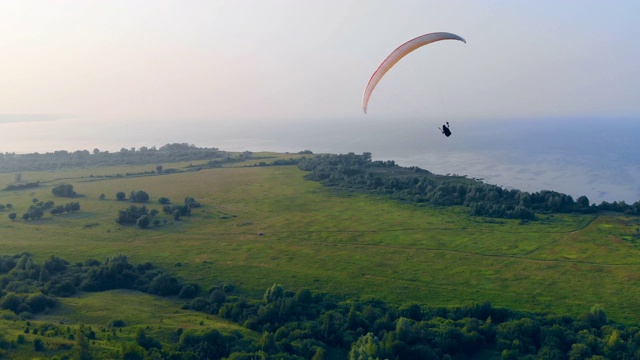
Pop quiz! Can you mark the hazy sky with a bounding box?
[2,0,639,127]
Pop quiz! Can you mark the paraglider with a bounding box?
[362,32,466,114]
[440,122,452,137]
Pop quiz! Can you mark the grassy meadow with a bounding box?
[0,289,253,359]
[1,153,640,327]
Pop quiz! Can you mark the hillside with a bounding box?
[0,147,639,358]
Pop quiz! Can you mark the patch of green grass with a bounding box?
[0,290,254,360]
[38,290,253,337]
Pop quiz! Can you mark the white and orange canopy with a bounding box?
[362,32,466,114]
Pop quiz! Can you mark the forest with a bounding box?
[1,252,640,359]
[0,143,228,173]
[297,152,640,219]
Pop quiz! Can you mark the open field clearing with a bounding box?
[0,290,254,360]
[2,157,640,324]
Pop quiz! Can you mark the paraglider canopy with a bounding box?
[362,32,466,114]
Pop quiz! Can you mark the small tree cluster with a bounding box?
[14,200,81,221]
[130,190,150,203]
[51,184,76,197]
[22,206,44,220]
[116,205,149,225]
[162,196,202,220]
[115,205,161,228]
[50,202,81,215]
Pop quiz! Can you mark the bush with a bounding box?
[111,319,126,328]
[147,274,181,296]
[178,283,201,299]
[0,293,25,313]
[116,205,148,225]
[25,293,56,312]
[136,215,151,229]
[51,184,76,197]
[33,337,45,351]
[130,190,150,203]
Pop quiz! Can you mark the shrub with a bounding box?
[51,184,76,197]
[33,337,45,351]
[111,319,126,328]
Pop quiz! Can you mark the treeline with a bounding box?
[0,253,196,319]
[185,284,639,359]
[3,182,40,191]
[0,143,228,173]
[3,253,640,359]
[298,153,640,220]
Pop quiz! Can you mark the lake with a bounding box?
[1,116,638,204]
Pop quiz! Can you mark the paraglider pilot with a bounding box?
[440,122,451,137]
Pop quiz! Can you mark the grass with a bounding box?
[1,155,640,324]
[0,290,254,360]
[39,290,254,340]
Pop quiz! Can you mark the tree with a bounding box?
[135,328,162,350]
[577,195,590,208]
[1,292,25,312]
[73,330,92,360]
[99,194,106,200]
[116,205,149,225]
[64,202,80,213]
[136,215,150,229]
[33,337,45,352]
[184,196,201,208]
[52,183,76,197]
[312,347,326,360]
[130,190,150,203]
[349,333,391,360]
[158,197,171,205]
[585,304,607,328]
[8,213,16,221]
[148,273,181,296]
[178,283,200,299]
[121,343,145,360]
[116,191,126,201]
[156,165,163,173]
[26,206,44,220]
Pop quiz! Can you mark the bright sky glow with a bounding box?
[1,1,639,124]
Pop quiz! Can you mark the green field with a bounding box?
[0,290,253,360]
[1,155,640,326]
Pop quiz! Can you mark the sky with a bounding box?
[1,0,639,152]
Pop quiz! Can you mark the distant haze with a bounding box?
[0,116,637,205]
[1,1,639,122]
